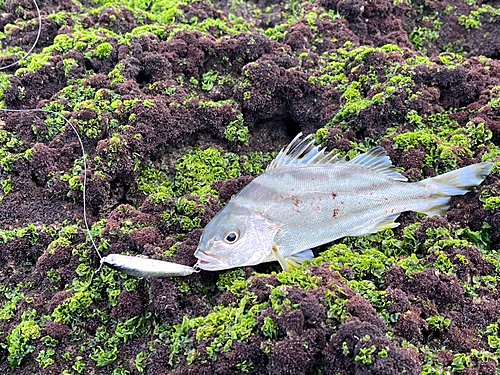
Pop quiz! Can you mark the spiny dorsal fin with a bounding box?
[266,132,342,171]
[348,147,407,181]
[267,133,407,181]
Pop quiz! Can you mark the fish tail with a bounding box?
[418,162,493,216]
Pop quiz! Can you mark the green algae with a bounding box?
[216,268,246,294]
[409,26,439,55]
[167,147,272,201]
[3,310,42,368]
[354,344,377,365]
[159,219,495,367]
[488,86,500,110]
[312,44,423,127]
[0,284,26,321]
[426,315,451,331]
[458,5,500,29]
[35,347,56,369]
[0,0,252,82]
[170,147,240,200]
[91,42,113,60]
[90,313,153,367]
[0,0,499,373]
[392,116,492,173]
[484,196,500,211]
[168,293,267,365]
[159,220,492,365]
[137,163,174,200]
[225,114,249,144]
[0,74,11,104]
[275,266,321,290]
[261,316,279,339]
[12,28,116,76]
[92,0,183,25]
[0,128,27,174]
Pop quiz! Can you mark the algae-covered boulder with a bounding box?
[1,0,500,374]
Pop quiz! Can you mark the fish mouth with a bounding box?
[194,250,228,270]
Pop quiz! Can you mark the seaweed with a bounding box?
[0,0,500,373]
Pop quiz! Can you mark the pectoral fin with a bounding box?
[273,245,289,272]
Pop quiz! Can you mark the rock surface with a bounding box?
[0,0,500,374]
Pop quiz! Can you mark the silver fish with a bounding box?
[101,254,196,277]
[194,133,493,271]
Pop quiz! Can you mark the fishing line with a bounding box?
[0,108,102,260]
[0,0,202,278]
[0,0,42,71]
[0,0,102,260]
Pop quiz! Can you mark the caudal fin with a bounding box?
[419,162,493,216]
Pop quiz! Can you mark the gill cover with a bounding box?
[195,203,280,271]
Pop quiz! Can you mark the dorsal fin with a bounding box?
[348,146,407,181]
[267,133,407,181]
[266,132,342,171]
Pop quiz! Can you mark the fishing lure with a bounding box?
[101,254,196,277]
[0,1,192,278]
[1,2,493,278]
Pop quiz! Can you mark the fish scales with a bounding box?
[238,164,421,257]
[194,133,493,271]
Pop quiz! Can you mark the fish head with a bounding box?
[195,204,279,271]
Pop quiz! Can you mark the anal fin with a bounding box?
[273,246,314,271]
[285,249,315,269]
[367,213,401,234]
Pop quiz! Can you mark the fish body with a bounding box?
[195,133,493,271]
[101,254,195,277]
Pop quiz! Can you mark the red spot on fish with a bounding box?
[332,192,337,199]
[292,196,302,213]
[332,208,340,218]
[341,201,344,204]
[372,182,377,187]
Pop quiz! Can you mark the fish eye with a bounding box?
[223,229,240,244]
